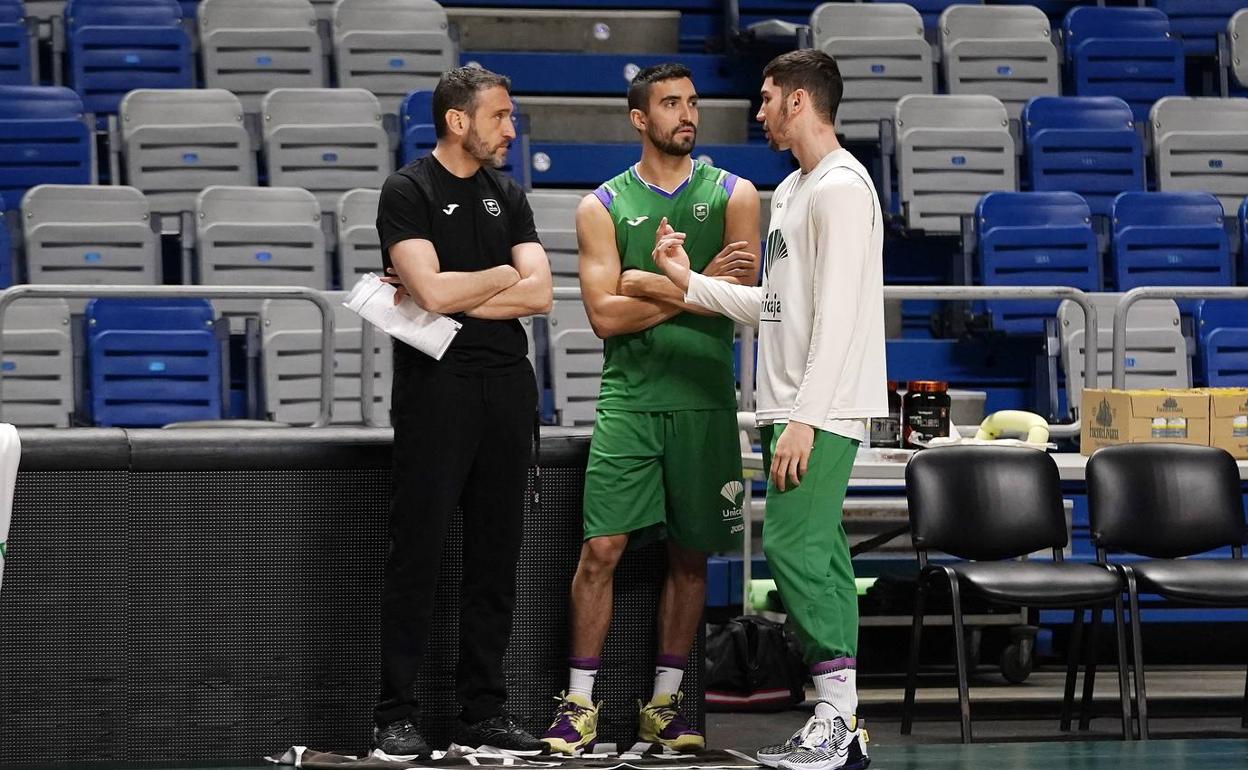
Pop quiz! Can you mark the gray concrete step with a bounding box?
[449,8,679,54]
[517,96,750,144]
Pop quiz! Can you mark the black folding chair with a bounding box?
[902,445,1133,742]
[1087,443,1248,739]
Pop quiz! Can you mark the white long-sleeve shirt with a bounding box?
[685,148,887,441]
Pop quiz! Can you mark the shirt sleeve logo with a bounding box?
[482,199,501,216]
[692,202,709,222]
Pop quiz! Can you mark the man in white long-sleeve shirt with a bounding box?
[653,49,885,770]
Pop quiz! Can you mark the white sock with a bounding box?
[813,668,857,717]
[569,666,597,700]
[651,666,684,701]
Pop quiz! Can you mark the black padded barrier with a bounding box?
[0,428,704,764]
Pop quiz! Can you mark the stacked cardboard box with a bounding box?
[1081,388,1248,458]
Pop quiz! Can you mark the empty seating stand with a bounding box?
[1057,293,1189,416]
[65,0,194,117]
[0,0,31,85]
[0,299,73,427]
[1150,0,1248,57]
[548,298,601,427]
[21,184,159,288]
[198,0,324,114]
[260,291,391,426]
[1063,7,1184,122]
[119,89,255,217]
[1196,298,1248,385]
[939,5,1059,120]
[529,190,581,288]
[194,185,327,323]
[1022,96,1145,218]
[85,298,223,427]
[262,88,391,214]
[868,0,980,32]
[1151,96,1248,216]
[893,94,1016,233]
[975,191,1100,335]
[811,3,932,142]
[1111,192,1231,309]
[336,187,380,287]
[0,85,93,208]
[333,0,455,115]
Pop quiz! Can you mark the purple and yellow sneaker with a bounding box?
[638,692,705,753]
[541,692,599,755]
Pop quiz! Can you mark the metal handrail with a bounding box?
[1112,286,1248,389]
[0,285,337,427]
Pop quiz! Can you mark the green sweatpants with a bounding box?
[760,423,860,664]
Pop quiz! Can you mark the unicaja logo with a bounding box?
[1159,397,1181,412]
[720,480,744,521]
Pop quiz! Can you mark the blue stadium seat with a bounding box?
[85,298,223,427]
[1022,96,1145,218]
[1149,0,1248,57]
[0,0,31,85]
[65,0,193,116]
[1063,7,1185,122]
[399,90,526,183]
[1110,191,1231,312]
[1196,298,1248,385]
[975,191,1100,334]
[868,0,982,29]
[1242,196,1248,273]
[0,194,11,287]
[0,85,93,206]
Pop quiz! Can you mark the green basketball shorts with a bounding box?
[582,408,744,552]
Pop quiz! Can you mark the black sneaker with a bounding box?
[453,712,545,755]
[373,718,432,757]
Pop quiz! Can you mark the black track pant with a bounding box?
[376,359,536,727]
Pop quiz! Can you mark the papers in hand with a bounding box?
[343,273,462,361]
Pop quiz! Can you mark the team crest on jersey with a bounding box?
[482,199,501,216]
[692,202,708,222]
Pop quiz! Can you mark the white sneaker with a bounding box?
[757,702,869,770]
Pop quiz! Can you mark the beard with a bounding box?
[766,103,791,151]
[647,121,696,157]
[465,124,509,168]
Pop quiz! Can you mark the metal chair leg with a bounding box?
[1112,592,1133,741]
[945,568,972,744]
[1079,602,1102,730]
[1125,569,1149,740]
[1061,605,1085,732]
[901,578,927,736]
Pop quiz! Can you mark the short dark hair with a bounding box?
[762,49,843,125]
[627,62,694,113]
[432,65,511,139]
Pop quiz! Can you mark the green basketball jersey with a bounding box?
[591,161,740,411]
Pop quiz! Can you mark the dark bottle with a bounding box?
[869,380,902,448]
[902,380,951,449]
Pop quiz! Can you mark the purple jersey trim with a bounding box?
[721,172,739,197]
[593,186,613,210]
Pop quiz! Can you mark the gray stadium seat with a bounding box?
[812,3,933,142]
[262,88,391,214]
[261,290,391,426]
[332,0,456,115]
[939,5,1059,120]
[1058,293,1189,416]
[309,0,335,21]
[119,89,256,216]
[21,185,158,289]
[894,94,1016,233]
[1151,96,1248,216]
[337,187,381,287]
[198,0,325,114]
[1233,10,1248,90]
[548,298,601,427]
[528,190,582,289]
[0,299,73,428]
[196,185,328,324]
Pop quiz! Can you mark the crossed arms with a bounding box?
[387,238,553,319]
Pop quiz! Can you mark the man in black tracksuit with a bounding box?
[373,66,553,757]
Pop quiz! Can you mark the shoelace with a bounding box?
[551,693,595,731]
[795,714,847,750]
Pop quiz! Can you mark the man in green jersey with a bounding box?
[540,63,760,754]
